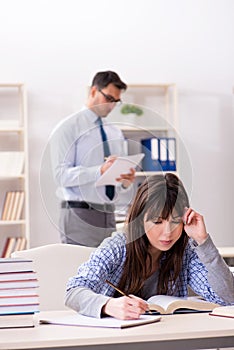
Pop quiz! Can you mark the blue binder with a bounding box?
[141,138,162,171]
[158,138,168,171]
[141,137,177,172]
[167,137,176,171]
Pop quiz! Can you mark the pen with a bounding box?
[105,279,127,296]
[105,279,153,314]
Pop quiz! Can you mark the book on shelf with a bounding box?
[1,191,25,221]
[1,237,16,258]
[210,305,234,319]
[0,238,9,259]
[40,312,161,329]
[18,237,27,251]
[0,312,35,329]
[10,191,21,220]
[2,191,15,221]
[1,237,27,258]
[14,191,25,220]
[13,237,23,253]
[146,295,219,314]
[1,192,12,220]
[0,258,33,273]
[0,152,24,177]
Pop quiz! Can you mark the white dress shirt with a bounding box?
[50,108,129,204]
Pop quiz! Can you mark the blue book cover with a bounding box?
[141,138,161,171]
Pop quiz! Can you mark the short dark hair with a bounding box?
[91,71,127,91]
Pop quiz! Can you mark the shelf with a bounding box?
[0,220,26,225]
[127,83,176,89]
[0,83,29,256]
[0,120,24,132]
[0,83,24,88]
[118,125,170,132]
[0,175,25,180]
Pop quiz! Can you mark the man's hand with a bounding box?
[116,168,136,188]
[100,157,135,189]
[100,156,117,175]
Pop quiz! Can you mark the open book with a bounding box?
[210,305,234,319]
[40,312,161,329]
[147,295,219,314]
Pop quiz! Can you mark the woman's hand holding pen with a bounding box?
[183,207,208,245]
[102,295,148,320]
[103,279,150,320]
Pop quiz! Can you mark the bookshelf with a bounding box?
[107,84,179,219]
[0,83,29,257]
[108,83,178,175]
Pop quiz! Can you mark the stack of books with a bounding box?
[0,258,39,328]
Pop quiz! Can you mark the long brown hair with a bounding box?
[116,173,189,297]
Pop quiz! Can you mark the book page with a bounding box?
[147,295,184,313]
[95,153,144,186]
[210,305,234,318]
[40,313,161,329]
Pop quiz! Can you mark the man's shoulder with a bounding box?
[51,110,95,136]
[104,121,124,137]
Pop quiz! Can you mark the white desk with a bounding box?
[218,247,234,267]
[218,247,234,258]
[0,310,233,350]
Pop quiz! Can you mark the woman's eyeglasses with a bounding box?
[99,89,122,105]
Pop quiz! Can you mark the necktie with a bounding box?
[98,118,115,200]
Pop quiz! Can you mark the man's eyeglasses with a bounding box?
[99,89,122,105]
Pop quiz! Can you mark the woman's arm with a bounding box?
[65,233,148,319]
[188,236,234,304]
[65,287,111,318]
[183,208,234,304]
[195,235,234,304]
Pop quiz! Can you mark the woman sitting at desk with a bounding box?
[65,173,234,319]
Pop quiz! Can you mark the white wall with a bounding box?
[0,0,233,247]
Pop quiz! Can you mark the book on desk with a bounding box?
[0,258,39,328]
[146,295,219,314]
[210,305,234,319]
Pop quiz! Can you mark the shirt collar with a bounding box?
[82,106,100,124]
